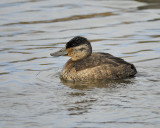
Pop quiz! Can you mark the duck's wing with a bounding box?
[74,52,130,71]
[97,52,130,65]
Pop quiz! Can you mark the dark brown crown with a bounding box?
[66,36,90,49]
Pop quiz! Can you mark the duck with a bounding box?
[50,36,137,81]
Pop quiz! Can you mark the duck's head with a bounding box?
[50,36,92,61]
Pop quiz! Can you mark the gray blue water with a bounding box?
[0,0,160,127]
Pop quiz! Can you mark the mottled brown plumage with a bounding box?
[61,52,137,81]
[50,36,137,81]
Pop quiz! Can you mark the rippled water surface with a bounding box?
[0,0,160,128]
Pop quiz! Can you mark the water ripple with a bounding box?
[0,0,160,128]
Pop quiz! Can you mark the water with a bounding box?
[0,0,160,127]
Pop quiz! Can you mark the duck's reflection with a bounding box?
[136,0,160,9]
[62,78,135,116]
[137,0,160,3]
[61,78,134,89]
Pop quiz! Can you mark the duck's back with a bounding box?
[61,52,137,81]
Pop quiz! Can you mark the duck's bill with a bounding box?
[50,47,68,57]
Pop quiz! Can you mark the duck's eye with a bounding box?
[79,48,85,51]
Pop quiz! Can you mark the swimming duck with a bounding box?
[50,36,137,81]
